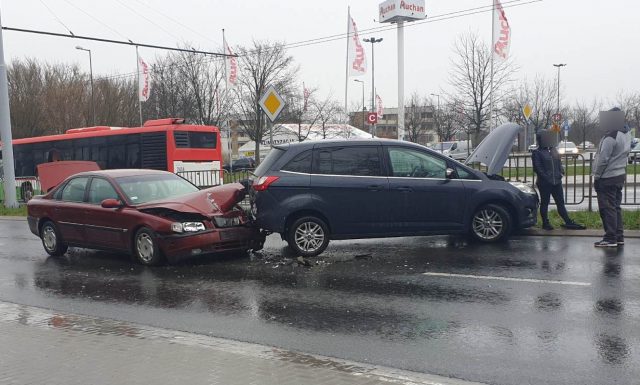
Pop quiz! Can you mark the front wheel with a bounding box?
[133,227,164,266]
[40,221,68,257]
[286,216,330,257]
[469,204,512,243]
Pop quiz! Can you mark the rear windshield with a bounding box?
[253,147,285,176]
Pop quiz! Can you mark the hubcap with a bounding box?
[472,209,504,240]
[294,222,324,253]
[136,233,154,263]
[42,226,56,251]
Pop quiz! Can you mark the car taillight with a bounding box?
[253,176,279,191]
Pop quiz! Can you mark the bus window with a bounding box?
[174,131,217,149]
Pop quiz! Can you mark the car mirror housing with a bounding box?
[446,168,455,179]
[101,198,123,209]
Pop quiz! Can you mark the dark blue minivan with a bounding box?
[250,124,538,257]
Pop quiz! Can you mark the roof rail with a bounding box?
[65,126,113,134]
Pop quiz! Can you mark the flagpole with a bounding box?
[222,28,233,176]
[344,6,350,123]
[136,45,143,126]
[489,0,495,131]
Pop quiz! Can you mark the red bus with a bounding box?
[1,118,223,200]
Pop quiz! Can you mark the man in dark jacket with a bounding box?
[592,108,632,247]
[532,129,585,230]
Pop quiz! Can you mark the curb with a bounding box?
[521,228,640,238]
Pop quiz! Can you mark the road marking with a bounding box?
[422,272,591,287]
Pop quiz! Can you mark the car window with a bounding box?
[388,147,447,178]
[455,165,478,180]
[282,150,312,173]
[314,146,382,176]
[60,177,89,202]
[116,173,199,205]
[254,147,285,176]
[88,178,119,204]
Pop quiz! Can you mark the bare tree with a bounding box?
[404,92,433,144]
[234,40,298,163]
[447,32,516,144]
[314,95,342,139]
[570,100,600,148]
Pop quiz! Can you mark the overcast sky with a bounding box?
[1,0,638,111]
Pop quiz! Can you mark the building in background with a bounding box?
[349,105,437,145]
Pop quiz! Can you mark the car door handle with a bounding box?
[395,186,413,192]
[368,185,383,191]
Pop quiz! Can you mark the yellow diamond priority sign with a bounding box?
[259,86,285,122]
[523,103,533,120]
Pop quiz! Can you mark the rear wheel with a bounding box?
[133,227,164,266]
[469,204,512,243]
[40,221,68,257]
[286,216,330,257]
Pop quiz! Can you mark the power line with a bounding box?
[113,0,186,44]
[62,0,133,43]
[38,0,75,36]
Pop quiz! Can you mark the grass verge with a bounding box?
[537,210,640,230]
[0,205,27,216]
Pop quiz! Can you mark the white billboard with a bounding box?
[379,0,426,23]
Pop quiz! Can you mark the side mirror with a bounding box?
[445,168,455,179]
[101,198,122,209]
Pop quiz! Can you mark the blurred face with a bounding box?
[599,110,625,132]
[538,130,558,148]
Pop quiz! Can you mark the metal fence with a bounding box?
[475,152,640,209]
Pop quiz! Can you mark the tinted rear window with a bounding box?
[174,131,217,149]
[314,146,382,176]
[253,148,286,176]
[282,150,312,173]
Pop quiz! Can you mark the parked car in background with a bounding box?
[578,141,595,150]
[430,140,472,161]
[629,138,639,164]
[27,168,263,265]
[250,123,538,257]
[223,157,256,172]
[557,141,579,158]
[528,144,538,152]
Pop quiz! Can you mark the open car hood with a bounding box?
[137,183,246,216]
[465,123,522,175]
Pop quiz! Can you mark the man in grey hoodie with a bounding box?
[592,108,632,247]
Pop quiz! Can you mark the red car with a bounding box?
[27,169,264,265]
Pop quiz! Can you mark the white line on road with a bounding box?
[422,272,591,287]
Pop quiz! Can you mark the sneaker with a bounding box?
[594,240,618,248]
[617,238,625,245]
[542,222,554,231]
[562,222,587,230]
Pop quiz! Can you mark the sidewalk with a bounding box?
[0,301,481,385]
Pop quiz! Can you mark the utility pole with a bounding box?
[553,63,567,141]
[0,9,18,208]
[76,46,95,126]
[354,79,365,130]
[431,93,440,140]
[363,37,382,137]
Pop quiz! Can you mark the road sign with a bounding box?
[259,86,285,122]
[562,119,570,132]
[523,104,533,120]
[366,112,378,125]
[552,113,562,123]
[551,123,561,133]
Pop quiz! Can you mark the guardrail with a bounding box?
[474,152,640,209]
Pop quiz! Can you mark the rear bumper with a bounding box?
[158,226,264,263]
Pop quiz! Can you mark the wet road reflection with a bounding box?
[1,219,640,385]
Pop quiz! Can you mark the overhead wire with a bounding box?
[113,0,186,44]
[38,0,75,35]
[61,0,133,43]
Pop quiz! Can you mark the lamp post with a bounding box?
[363,37,383,136]
[553,63,567,141]
[354,79,365,130]
[76,46,95,126]
[431,93,440,140]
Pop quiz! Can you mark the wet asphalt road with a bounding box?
[1,218,639,385]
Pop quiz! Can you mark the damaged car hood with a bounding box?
[465,123,522,175]
[137,183,246,216]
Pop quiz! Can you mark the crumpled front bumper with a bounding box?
[158,225,265,263]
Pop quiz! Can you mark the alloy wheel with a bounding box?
[294,222,325,253]
[472,209,504,240]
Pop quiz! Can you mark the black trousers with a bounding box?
[595,176,625,242]
[536,180,570,223]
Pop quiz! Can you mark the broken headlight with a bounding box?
[213,216,242,228]
[171,222,206,233]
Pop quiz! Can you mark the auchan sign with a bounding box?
[379,0,426,23]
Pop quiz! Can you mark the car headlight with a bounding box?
[171,222,206,233]
[510,182,537,195]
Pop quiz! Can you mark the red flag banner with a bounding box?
[376,94,383,119]
[347,15,367,77]
[492,0,511,61]
[138,55,151,102]
[224,38,238,87]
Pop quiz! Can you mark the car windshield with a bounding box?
[115,173,199,205]
[560,142,576,149]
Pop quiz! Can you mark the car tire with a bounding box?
[469,204,512,243]
[40,221,68,257]
[286,216,330,257]
[133,227,164,266]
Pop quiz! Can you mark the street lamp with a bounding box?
[76,46,95,126]
[553,63,567,142]
[354,79,365,130]
[363,37,383,136]
[430,93,440,140]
